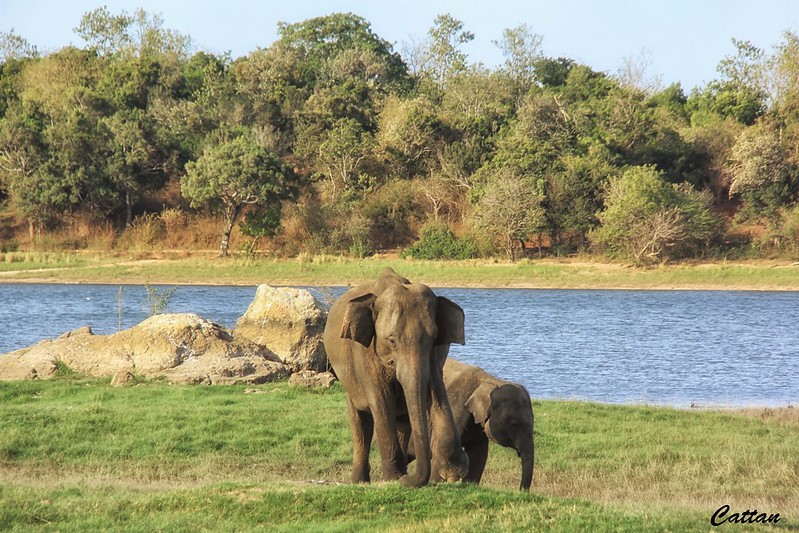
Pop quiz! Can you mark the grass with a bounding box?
[0,251,90,272]
[1,377,796,531]
[1,253,799,290]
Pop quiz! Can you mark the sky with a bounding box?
[2,0,798,92]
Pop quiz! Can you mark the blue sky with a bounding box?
[2,0,798,91]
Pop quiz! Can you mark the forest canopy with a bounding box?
[2,9,799,263]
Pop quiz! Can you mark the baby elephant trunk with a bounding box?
[518,437,534,491]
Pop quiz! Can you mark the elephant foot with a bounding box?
[381,470,404,482]
[351,467,370,484]
[398,474,426,488]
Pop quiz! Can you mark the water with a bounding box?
[1,284,797,408]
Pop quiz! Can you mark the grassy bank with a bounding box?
[1,377,796,531]
[1,252,799,290]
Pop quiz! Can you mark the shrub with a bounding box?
[403,222,477,260]
[767,205,799,257]
[590,166,721,265]
[117,213,166,251]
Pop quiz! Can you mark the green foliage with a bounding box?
[52,359,79,378]
[182,133,297,256]
[591,166,721,264]
[0,30,39,62]
[276,12,408,90]
[545,147,618,251]
[240,203,282,239]
[728,123,797,221]
[687,39,768,126]
[766,204,799,256]
[494,24,543,91]
[418,13,475,87]
[403,222,476,260]
[142,282,176,315]
[75,6,192,59]
[472,168,546,261]
[3,9,799,263]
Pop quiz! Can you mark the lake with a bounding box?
[1,284,796,408]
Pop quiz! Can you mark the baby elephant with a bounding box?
[442,358,535,490]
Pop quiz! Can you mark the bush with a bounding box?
[403,222,477,260]
[590,166,721,265]
[766,205,799,257]
[117,213,166,251]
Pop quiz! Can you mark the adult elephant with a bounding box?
[324,268,469,488]
[409,358,535,490]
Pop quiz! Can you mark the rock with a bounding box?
[235,285,330,372]
[111,370,136,387]
[0,313,290,385]
[289,370,336,389]
[0,347,56,380]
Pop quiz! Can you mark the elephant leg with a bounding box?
[347,398,373,483]
[369,396,407,481]
[396,415,412,459]
[464,434,489,484]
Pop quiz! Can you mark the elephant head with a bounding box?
[466,382,534,490]
[339,279,466,487]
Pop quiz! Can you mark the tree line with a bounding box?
[1,9,799,262]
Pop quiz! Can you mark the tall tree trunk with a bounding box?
[219,203,242,258]
[125,190,133,229]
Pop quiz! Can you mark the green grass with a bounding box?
[0,251,91,272]
[0,483,713,532]
[1,378,796,531]
[2,253,799,290]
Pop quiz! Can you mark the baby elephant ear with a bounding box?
[340,293,376,348]
[435,297,465,346]
[465,382,496,426]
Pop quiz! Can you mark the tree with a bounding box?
[75,7,192,59]
[770,31,799,170]
[472,168,545,261]
[182,135,296,256]
[0,30,39,61]
[728,123,796,221]
[545,146,618,251]
[687,39,768,126]
[233,44,308,139]
[375,94,445,179]
[417,14,474,87]
[275,13,408,90]
[100,109,164,227]
[314,118,374,198]
[494,24,543,98]
[590,166,719,264]
[74,7,133,56]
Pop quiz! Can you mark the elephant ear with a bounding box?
[340,293,376,348]
[465,382,496,426]
[435,297,465,346]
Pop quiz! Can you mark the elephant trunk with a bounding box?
[397,357,431,488]
[518,436,534,491]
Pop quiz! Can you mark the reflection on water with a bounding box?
[1,284,797,408]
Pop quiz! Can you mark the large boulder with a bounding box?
[0,313,290,385]
[235,285,330,372]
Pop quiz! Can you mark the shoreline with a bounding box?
[1,277,798,292]
[1,256,799,291]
